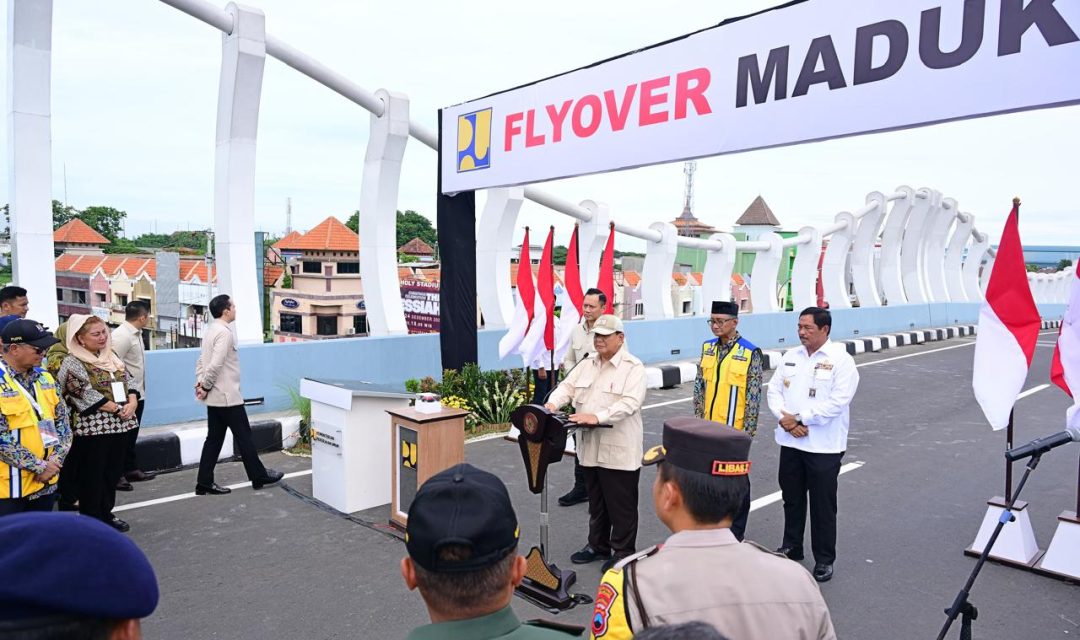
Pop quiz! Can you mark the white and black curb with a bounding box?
[643,323,986,389]
[134,417,297,475]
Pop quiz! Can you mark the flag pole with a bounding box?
[1003,198,1023,503]
[1006,410,1014,502]
[549,226,557,387]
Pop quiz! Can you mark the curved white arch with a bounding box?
[851,192,886,307]
[879,186,915,306]
[642,222,679,319]
[821,212,856,310]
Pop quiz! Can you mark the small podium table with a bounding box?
[386,406,469,530]
[300,378,413,514]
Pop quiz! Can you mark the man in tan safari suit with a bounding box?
[546,314,645,573]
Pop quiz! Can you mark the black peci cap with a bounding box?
[405,463,520,573]
[711,301,739,316]
[643,416,752,476]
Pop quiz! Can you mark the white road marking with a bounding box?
[1017,384,1051,400]
[113,470,313,513]
[749,461,865,512]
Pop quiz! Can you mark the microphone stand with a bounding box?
[936,451,1044,640]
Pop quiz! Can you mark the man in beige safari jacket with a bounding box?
[546,314,645,572]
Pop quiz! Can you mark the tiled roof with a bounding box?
[399,237,435,255]
[397,267,415,280]
[735,195,781,226]
[509,263,563,287]
[417,268,441,284]
[54,252,218,283]
[731,273,747,288]
[290,217,359,252]
[623,270,641,287]
[54,219,110,245]
[273,231,304,250]
[692,272,704,285]
[264,265,284,287]
[672,273,688,286]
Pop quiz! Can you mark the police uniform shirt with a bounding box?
[546,345,646,471]
[407,605,581,639]
[767,339,859,454]
[590,528,836,640]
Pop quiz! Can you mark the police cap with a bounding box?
[643,416,752,476]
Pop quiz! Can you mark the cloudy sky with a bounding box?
[2,0,1077,249]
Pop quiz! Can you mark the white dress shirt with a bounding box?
[111,321,146,396]
[767,340,859,454]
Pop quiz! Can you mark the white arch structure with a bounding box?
[7,0,1070,337]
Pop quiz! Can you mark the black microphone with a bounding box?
[1005,424,1080,462]
[542,353,591,406]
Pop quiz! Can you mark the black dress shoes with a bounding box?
[126,470,157,482]
[115,478,134,492]
[195,483,232,495]
[558,486,588,507]
[108,517,130,533]
[813,563,834,582]
[252,469,284,490]
[776,545,805,561]
[570,545,611,565]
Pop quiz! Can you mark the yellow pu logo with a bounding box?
[457,108,492,172]
[401,440,417,469]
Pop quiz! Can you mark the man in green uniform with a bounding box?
[402,463,583,639]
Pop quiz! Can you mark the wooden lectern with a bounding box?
[386,406,469,530]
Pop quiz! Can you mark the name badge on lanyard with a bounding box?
[110,373,127,404]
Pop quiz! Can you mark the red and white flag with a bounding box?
[518,228,553,365]
[1050,263,1080,429]
[555,225,584,366]
[972,202,1042,430]
[499,228,534,359]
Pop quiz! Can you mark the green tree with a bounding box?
[397,252,418,264]
[78,206,126,241]
[104,237,140,254]
[345,209,437,252]
[552,245,568,266]
[52,200,78,229]
[1057,259,1074,271]
[396,210,437,250]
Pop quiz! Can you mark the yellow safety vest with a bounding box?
[589,566,634,640]
[700,337,756,430]
[0,368,61,499]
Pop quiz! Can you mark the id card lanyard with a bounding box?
[3,365,60,448]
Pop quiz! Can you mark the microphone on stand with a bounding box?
[1005,424,1080,462]
[542,353,590,406]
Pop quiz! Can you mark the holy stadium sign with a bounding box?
[440,0,1080,193]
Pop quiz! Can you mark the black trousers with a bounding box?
[121,399,146,474]
[0,493,57,516]
[778,446,843,564]
[582,466,639,558]
[531,369,552,404]
[197,405,268,487]
[74,432,127,523]
[58,437,81,508]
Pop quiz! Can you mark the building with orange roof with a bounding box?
[53,219,109,255]
[270,216,369,342]
[398,237,436,263]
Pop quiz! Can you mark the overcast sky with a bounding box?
[2,0,1077,250]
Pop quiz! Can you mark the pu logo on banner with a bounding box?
[457,108,492,172]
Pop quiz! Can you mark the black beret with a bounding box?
[0,513,159,621]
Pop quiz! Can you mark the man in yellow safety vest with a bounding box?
[0,320,72,516]
[692,301,763,540]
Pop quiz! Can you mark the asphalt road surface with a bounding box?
[118,333,1079,639]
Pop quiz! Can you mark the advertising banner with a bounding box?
[440,0,1080,192]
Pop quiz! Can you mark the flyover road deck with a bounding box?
[115,333,1079,639]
